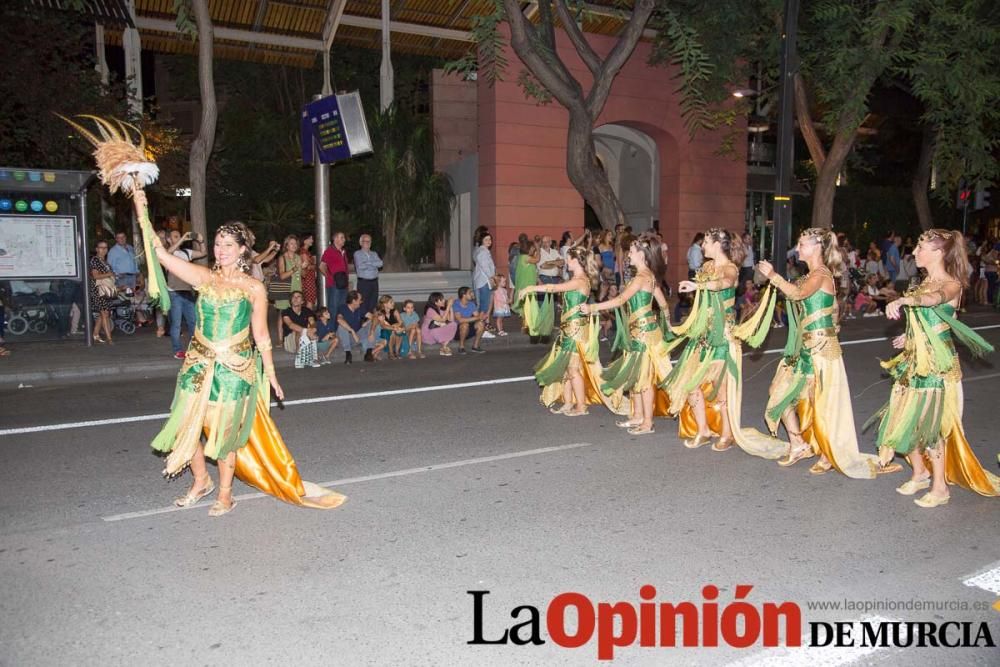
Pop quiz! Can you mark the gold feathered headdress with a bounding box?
[57,114,159,195]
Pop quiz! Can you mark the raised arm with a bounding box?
[678,263,738,293]
[584,275,648,314]
[758,262,830,301]
[521,276,587,296]
[886,280,961,320]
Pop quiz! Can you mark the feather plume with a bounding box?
[56,114,159,195]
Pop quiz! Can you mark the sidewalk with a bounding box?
[0,318,535,388]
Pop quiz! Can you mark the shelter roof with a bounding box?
[55,0,641,68]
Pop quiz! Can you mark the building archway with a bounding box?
[593,124,660,232]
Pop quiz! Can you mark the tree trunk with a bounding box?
[382,209,407,271]
[809,124,858,230]
[567,109,625,230]
[912,125,934,230]
[189,0,216,249]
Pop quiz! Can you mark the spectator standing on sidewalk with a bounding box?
[354,233,383,315]
[108,231,139,290]
[166,230,206,359]
[320,231,350,317]
[472,231,496,337]
[538,236,565,287]
[299,234,318,310]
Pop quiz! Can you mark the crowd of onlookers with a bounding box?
[2,222,999,362]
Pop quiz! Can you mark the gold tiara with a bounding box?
[919,229,955,243]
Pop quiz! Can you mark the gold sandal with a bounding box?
[809,460,834,475]
[173,476,215,507]
[616,420,642,428]
[208,486,237,517]
[711,438,735,452]
[914,491,949,508]
[777,444,813,467]
[683,433,713,449]
[627,425,655,435]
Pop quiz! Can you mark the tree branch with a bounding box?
[794,73,825,172]
[553,0,601,76]
[585,0,654,120]
[503,0,584,110]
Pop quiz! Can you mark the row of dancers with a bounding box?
[521,227,1000,508]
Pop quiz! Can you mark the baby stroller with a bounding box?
[5,291,59,336]
[107,291,138,334]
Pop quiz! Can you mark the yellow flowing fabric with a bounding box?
[235,396,348,509]
[938,381,1000,496]
[764,290,879,478]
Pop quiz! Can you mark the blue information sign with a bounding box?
[300,92,373,165]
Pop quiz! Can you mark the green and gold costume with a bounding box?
[532,289,628,414]
[868,282,999,496]
[765,275,879,477]
[659,261,785,458]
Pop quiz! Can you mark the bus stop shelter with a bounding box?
[0,168,97,346]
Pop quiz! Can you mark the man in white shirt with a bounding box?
[739,232,755,290]
[537,236,564,286]
[686,232,705,279]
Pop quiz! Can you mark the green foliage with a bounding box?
[0,8,130,169]
[443,0,508,85]
[517,70,554,105]
[362,106,455,269]
[897,0,1000,193]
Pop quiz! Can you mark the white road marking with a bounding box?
[723,616,900,667]
[962,560,1000,595]
[4,324,999,438]
[0,375,535,436]
[100,442,594,522]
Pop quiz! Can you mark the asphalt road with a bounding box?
[1,312,999,666]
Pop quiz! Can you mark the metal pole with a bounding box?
[78,186,94,347]
[313,94,331,308]
[772,0,799,277]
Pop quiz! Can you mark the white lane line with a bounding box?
[963,560,1000,595]
[723,616,899,667]
[0,375,535,436]
[100,441,593,522]
[5,324,1000,437]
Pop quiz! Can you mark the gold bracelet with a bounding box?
[257,339,273,352]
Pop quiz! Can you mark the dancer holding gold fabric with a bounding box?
[869,229,998,507]
[757,228,898,477]
[581,234,671,435]
[658,228,783,458]
[521,235,627,417]
[63,116,345,516]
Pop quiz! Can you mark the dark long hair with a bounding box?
[424,291,445,316]
[633,232,666,284]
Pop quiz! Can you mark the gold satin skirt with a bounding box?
[233,397,347,509]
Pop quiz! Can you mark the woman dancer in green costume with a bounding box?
[520,235,627,417]
[581,234,671,435]
[757,228,898,477]
[659,228,783,458]
[871,229,999,507]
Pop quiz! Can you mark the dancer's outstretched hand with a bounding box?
[885,298,905,320]
[756,260,774,278]
[678,280,697,293]
[891,334,906,349]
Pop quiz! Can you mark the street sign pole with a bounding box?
[772,0,800,277]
